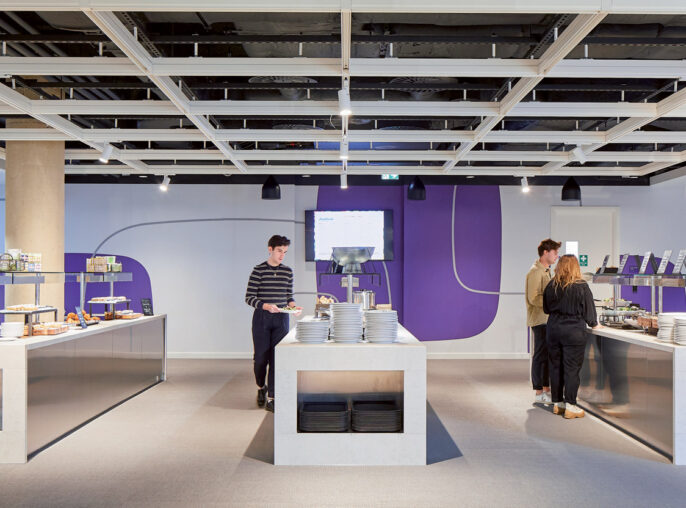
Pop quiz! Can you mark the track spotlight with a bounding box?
[99,144,113,163]
[261,175,281,200]
[338,88,352,116]
[408,176,426,201]
[339,140,349,159]
[521,176,530,193]
[159,175,170,192]
[561,176,581,201]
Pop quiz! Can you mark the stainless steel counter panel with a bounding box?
[26,319,164,455]
[579,333,673,458]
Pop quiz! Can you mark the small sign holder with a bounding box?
[639,252,656,275]
[618,254,630,274]
[141,298,154,316]
[657,250,673,275]
[75,306,88,329]
[673,250,686,275]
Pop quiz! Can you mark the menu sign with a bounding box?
[141,298,154,316]
[639,252,653,274]
[657,250,673,274]
[75,306,88,329]
[618,254,630,274]
[673,250,686,274]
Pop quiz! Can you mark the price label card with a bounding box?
[639,252,653,274]
[673,250,686,274]
[618,254,630,274]
[141,298,154,316]
[75,306,88,329]
[657,250,673,274]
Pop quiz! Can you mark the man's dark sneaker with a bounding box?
[265,399,274,413]
[257,386,267,407]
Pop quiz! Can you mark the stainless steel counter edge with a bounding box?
[0,315,167,350]
[592,326,681,352]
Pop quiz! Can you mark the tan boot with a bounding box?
[564,404,585,419]
[553,402,565,414]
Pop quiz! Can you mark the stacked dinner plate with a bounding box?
[364,310,399,343]
[298,401,350,432]
[351,400,403,433]
[295,318,330,343]
[330,303,363,343]
[656,313,686,343]
[674,316,686,345]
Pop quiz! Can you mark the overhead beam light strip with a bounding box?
[543,86,686,175]
[2,57,685,79]
[443,12,607,172]
[83,10,248,173]
[0,82,148,173]
[9,1,686,15]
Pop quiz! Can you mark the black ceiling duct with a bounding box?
[408,176,426,201]
[261,175,281,200]
[561,176,581,201]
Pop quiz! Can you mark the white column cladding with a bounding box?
[274,324,427,466]
[674,347,686,465]
[0,344,28,463]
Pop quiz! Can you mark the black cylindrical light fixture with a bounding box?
[408,176,426,201]
[561,176,581,201]
[261,175,280,200]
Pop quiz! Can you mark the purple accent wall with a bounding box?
[64,253,153,316]
[315,185,502,341]
[620,256,686,312]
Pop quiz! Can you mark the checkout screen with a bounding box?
[313,210,386,261]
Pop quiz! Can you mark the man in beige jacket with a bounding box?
[526,239,560,405]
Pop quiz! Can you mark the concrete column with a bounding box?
[5,118,65,320]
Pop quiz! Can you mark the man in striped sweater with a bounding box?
[245,235,301,412]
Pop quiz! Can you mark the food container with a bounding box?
[0,253,12,272]
[353,290,376,310]
[1,322,25,338]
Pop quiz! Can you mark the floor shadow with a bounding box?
[244,413,274,465]
[426,402,462,465]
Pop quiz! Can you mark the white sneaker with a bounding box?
[553,402,566,415]
[534,392,552,405]
[564,404,585,419]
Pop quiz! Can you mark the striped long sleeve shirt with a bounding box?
[245,262,295,309]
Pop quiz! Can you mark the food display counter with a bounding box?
[579,327,686,464]
[0,315,166,463]
[274,320,426,466]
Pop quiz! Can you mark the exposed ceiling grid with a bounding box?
[1,3,686,184]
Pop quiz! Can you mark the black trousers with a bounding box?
[547,323,588,405]
[252,309,289,398]
[531,324,550,390]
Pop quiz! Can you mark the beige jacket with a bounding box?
[525,260,552,327]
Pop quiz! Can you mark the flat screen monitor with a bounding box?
[305,210,394,261]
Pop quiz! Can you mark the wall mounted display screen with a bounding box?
[305,210,393,261]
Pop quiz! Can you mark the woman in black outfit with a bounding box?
[543,255,601,419]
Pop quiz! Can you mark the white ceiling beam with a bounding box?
[83,10,248,172]
[4,99,685,118]
[0,82,148,173]
[10,1,686,14]
[63,164,645,177]
[62,148,682,164]
[444,12,607,172]
[2,57,686,80]
[4,128,686,145]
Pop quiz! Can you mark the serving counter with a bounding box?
[274,321,426,466]
[579,327,686,464]
[0,315,166,463]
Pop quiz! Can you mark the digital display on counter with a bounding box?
[304,210,393,261]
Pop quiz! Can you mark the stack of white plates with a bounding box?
[656,313,686,343]
[674,317,686,345]
[295,319,330,343]
[364,310,399,343]
[330,303,363,342]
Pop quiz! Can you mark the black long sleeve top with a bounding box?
[543,280,598,329]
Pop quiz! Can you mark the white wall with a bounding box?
[64,176,686,358]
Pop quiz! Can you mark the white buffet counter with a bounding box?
[580,326,686,464]
[274,321,427,466]
[0,315,166,463]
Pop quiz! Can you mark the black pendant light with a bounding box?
[261,175,280,200]
[561,176,581,201]
[408,176,426,201]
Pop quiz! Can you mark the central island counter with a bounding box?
[274,321,426,466]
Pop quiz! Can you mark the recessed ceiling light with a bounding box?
[466,175,475,179]
[302,174,311,178]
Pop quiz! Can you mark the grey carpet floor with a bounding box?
[1,359,685,508]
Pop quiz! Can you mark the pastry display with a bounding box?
[5,304,51,312]
[65,312,100,325]
[32,322,69,335]
[115,310,143,320]
[90,296,127,303]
